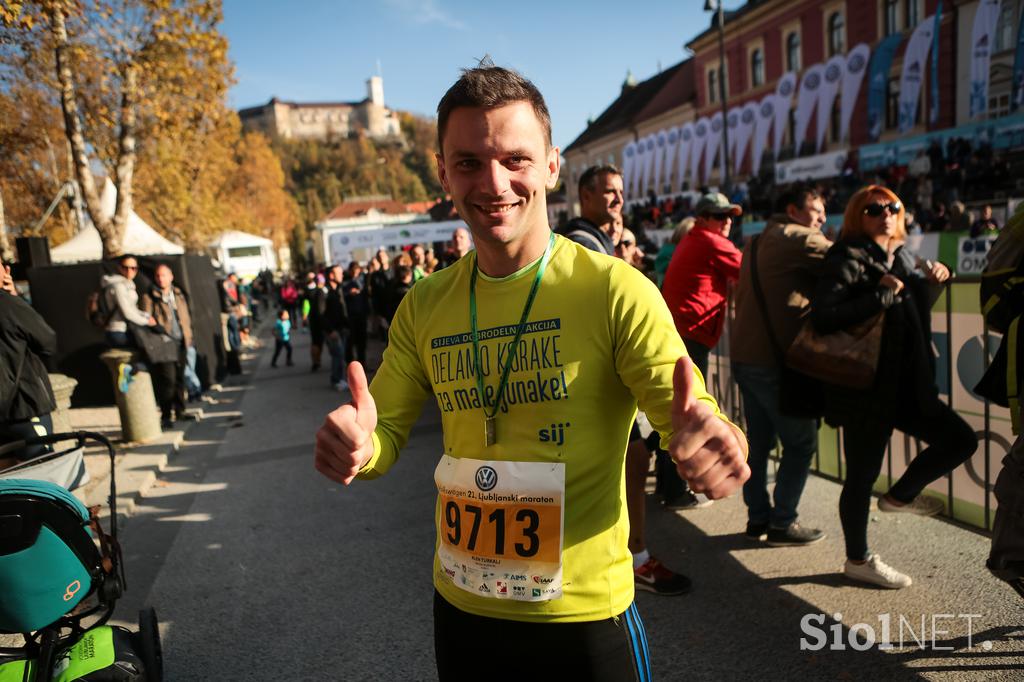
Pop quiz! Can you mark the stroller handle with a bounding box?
[0,430,120,540]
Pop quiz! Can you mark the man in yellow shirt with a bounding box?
[314,62,749,681]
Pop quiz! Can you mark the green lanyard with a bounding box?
[470,232,555,447]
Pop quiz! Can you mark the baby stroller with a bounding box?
[0,432,163,681]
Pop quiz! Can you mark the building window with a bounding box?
[885,0,899,36]
[996,2,1017,52]
[751,48,764,87]
[786,32,801,72]
[905,0,919,28]
[828,12,845,56]
[990,92,1011,118]
[886,76,900,130]
[708,69,718,104]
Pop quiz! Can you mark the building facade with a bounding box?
[239,76,403,142]
[562,60,696,212]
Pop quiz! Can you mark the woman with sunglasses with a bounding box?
[811,185,977,589]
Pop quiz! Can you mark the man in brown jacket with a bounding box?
[141,263,194,428]
[730,186,830,547]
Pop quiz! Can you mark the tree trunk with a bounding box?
[112,63,138,247]
[0,185,13,263]
[50,5,124,259]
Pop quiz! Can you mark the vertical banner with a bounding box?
[751,95,775,177]
[690,117,709,187]
[899,13,938,132]
[640,135,656,197]
[735,102,757,175]
[866,34,904,141]
[930,1,943,124]
[794,63,824,155]
[969,0,1001,119]
[816,55,846,153]
[621,142,636,201]
[840,43,871,142]
[1014,5,1024,111]
[663,127,679,192]
[704,112,724,184]
[726,107,741,175]
[630,139,645,199]
[677,122,694,192]
[773,72,797,158]
[652,130,668,195]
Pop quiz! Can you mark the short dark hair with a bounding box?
[775,186,822,214]
[117,254,138,266]
[436,58,551,152]
[577,164,622,198]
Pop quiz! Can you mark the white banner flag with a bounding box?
[969,0,1001,119]
[816,54,846,153]
[704,112,724,184]
[627,141,642,200]
[640,134,656,197]
[734,103,757,175]
[773,72,797,158]
[794,63,824,154]
[621,142,636,201]
[899,14,938,132]
[726,107,741,174]
[691,117,709,188]
[652,129,668,195]
[677,122,694,192]
[751,95,775,176]
[840,43,871,142]
[663,127,679,192]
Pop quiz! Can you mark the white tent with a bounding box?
[50,178,184,263]
[208,230,277,278]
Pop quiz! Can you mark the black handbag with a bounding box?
[129,323,180,364]
[748,235,824,419]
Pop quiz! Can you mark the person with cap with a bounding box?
[661,192,743,379]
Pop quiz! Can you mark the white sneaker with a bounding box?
[844,553,912,589]
[878,494,944,516]
[334,380,349,392]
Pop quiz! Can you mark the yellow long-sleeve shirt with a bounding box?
[359,234,735,622]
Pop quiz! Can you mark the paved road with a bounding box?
[111,326,1024,680]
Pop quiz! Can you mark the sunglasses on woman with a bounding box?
[863,201,901,217]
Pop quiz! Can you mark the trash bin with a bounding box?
[99,349,161,444]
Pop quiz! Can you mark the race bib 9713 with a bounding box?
[435,455,565,601]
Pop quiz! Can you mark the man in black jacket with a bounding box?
[558,164,621,255]
[322,264,349,392]
[0,262,58,463]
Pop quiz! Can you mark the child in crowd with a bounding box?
[271,309,293,367]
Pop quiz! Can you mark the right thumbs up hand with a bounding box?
[315,361,378,485]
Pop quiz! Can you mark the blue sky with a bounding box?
[221,0,736,150]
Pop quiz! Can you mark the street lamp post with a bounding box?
[705,0,730,191]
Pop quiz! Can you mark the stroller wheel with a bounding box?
[136,607,164,682]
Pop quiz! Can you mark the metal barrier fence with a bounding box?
[708,275,1006,533]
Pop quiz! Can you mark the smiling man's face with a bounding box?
[436,101,559,250]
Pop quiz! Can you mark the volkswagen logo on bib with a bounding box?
[825,64,842,83]
[475,466,498,491]
[806,72,821,91]
[848,54,866,73]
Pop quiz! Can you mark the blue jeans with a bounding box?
[733,362,818,528]
[325,332,346,385]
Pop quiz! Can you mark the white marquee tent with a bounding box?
[50,178,184,263]
[208,230,277,278]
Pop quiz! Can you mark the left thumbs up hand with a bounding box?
[667,356,750,500]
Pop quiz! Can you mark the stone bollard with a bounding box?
[99,349,161,444]
[47,373,78,451]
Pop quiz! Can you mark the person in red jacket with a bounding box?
[661,192,743,379]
